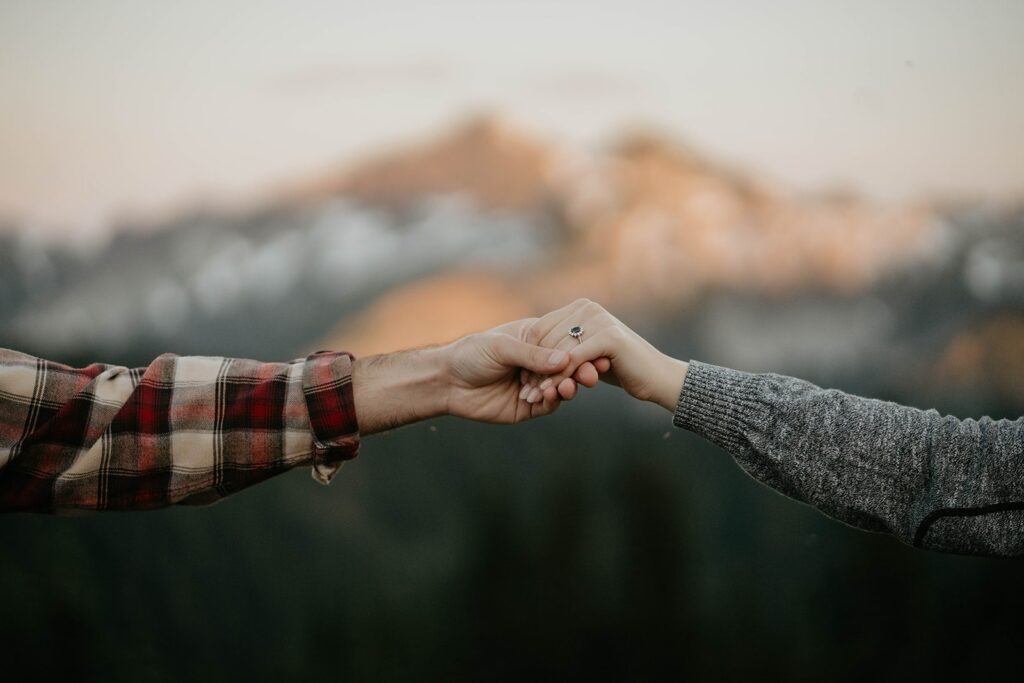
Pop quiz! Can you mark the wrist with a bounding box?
[651,355,689,413]
[352,346,450,435]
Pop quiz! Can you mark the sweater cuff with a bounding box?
[302,351,360,484]
[673,361,767,454]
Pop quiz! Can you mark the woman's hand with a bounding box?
[519,299,688,412]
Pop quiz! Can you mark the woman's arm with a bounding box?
[676,361,1024,557]
[522,299,1024,557]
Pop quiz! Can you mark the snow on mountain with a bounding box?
[3,116,1021,393]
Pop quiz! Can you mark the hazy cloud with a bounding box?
[275,60,455,92]
[525,68,645,101]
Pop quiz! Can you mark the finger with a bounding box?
[531,387,561,418]
[574,361,599,387]
[530,378,563,404]
[519,368,542,401]
[535,303,617,356]
[519,369,534,402]
[546,330,621,388]
[527,333,581,393]
[492,335,569,375]
[520,300,603,390]
[586,356,621,388]
[523,300,613,393]
[536,314,590,356]
[556,377,578,400]
[525,299,593,344]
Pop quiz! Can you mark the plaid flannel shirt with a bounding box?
[0,348,360,512]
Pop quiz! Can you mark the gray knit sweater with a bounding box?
[673,361,1024,557]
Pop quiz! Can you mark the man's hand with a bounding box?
[445,324,572,423]
[351,319,572,435]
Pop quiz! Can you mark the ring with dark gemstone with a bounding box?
[569,325,584,342]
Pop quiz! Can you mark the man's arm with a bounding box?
[352,329,572,433]
[0,348,359,511]
[0,329,569,513]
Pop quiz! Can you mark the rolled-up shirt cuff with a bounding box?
[302,351,360,484]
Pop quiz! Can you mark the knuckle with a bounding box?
[492,333,513,353]
[573,297,592,308]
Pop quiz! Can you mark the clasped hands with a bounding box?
[351,299,690,435]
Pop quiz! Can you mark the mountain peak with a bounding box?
[301,115,562,211]
[611,129,708,170]
[445,113,524,146]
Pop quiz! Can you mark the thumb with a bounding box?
[491,335,569,374]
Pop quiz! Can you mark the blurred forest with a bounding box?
[2,118,1024,680]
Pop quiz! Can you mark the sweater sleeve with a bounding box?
[673,361,1024,557]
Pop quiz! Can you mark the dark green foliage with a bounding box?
[2,392,1022,681]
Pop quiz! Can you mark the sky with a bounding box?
[1,0,1023,240]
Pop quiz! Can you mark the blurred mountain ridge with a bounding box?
[307,116,940,353]
[287,116,562,212]
[1,115,1022,409]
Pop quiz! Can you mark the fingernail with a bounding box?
[527,388,541,403]
[547,350,566,366]
[539,378,553,390]
[519,385,530,400]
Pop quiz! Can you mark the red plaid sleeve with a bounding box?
[0,348,360,512]
[302,351,360,484]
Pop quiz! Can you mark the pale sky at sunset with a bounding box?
[1,0,1022,240]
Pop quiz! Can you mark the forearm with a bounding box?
[351,347,449,435]
[674,361,1024,557]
